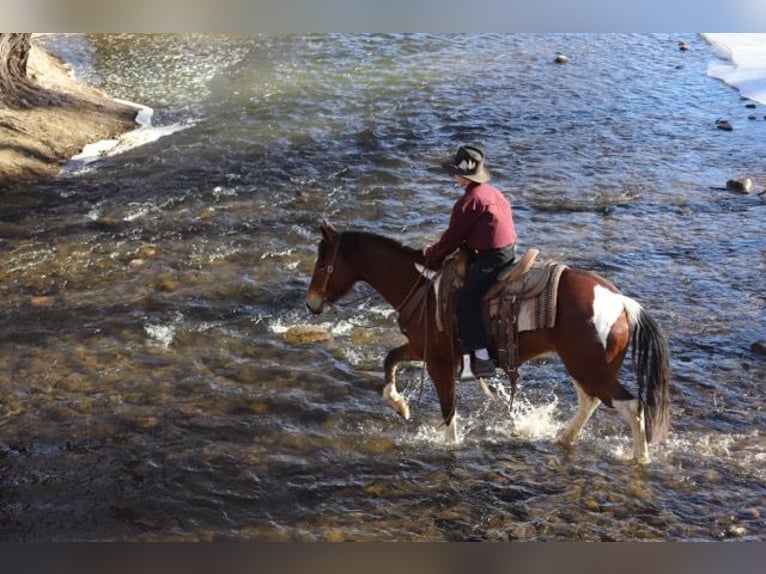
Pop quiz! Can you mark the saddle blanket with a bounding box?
[515,263,566,332]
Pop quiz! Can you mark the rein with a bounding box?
[395,267,432,407]
[319,232,432,405]
[395,272,426,313]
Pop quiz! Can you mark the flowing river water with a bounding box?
[0,33,764,541]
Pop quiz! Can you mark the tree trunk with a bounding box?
[0,33,33,105]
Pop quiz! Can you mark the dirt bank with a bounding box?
[0,43,139,190]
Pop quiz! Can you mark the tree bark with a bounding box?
[0,33,33,105]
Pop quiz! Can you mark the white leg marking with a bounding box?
[383,381,410,420]
[445,412,459,444]
[591,285,629,350]
[558,380,601,445]
[614,398,650,464]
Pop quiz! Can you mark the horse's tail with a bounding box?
[623,297,671,443]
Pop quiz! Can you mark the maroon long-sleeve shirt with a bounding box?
[424,182,516,268]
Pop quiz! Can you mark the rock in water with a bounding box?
[726,177,753,194]
[283,325,332,344]
[716,119,733,131]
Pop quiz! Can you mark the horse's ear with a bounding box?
[320,221,337,240]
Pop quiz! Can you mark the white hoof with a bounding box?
[383,384,410,420]
[395,399,410,420]
[556,431,578,447]
[636,453,651,465]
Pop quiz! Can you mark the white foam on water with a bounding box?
[212,186,238,199]
[325,319,355,337]
[267,317,292,335]
[145,323,176,348]
[367,305,397,320]
[469,388,563,445]
[509,397,562,441]
[703,33,766,104]
[260,249,294,260]
[663,429,763,471]
[61,96,193,176]
[122,203,153,222]
[407,422,462,447]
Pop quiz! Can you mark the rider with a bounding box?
[424,145,517,380]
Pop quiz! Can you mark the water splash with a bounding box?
[144,322,177,348]
[509,396,563,441]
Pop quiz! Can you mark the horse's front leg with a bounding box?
[426,358,459,443]
[383,343,418,420]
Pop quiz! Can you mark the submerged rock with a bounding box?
[751,340,766,355]
[283,325,332,344]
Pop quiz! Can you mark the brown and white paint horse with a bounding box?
[305,222,671,464]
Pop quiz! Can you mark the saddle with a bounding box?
[437,247,567,389]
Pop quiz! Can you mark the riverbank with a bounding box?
[0,42,139,190]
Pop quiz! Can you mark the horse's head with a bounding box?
[305,221,357,314]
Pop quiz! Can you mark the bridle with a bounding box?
[317,235,342,302]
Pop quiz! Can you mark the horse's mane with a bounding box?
[339,230,424,263]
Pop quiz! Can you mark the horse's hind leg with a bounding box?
[383,343,417,420]
[614,397,650,465]
[558,380,601,446]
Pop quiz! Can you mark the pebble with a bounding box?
[139,246,157,258]
[249,401,269,414]
[509,523,536,540]
[583,497,601,511]
[728,525,747,537]
[155,277,180,292]
[92,217,121,229]
[739,507,761,519]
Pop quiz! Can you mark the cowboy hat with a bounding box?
[441,145,491,183]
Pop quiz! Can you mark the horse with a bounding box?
[305,222,671,464]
